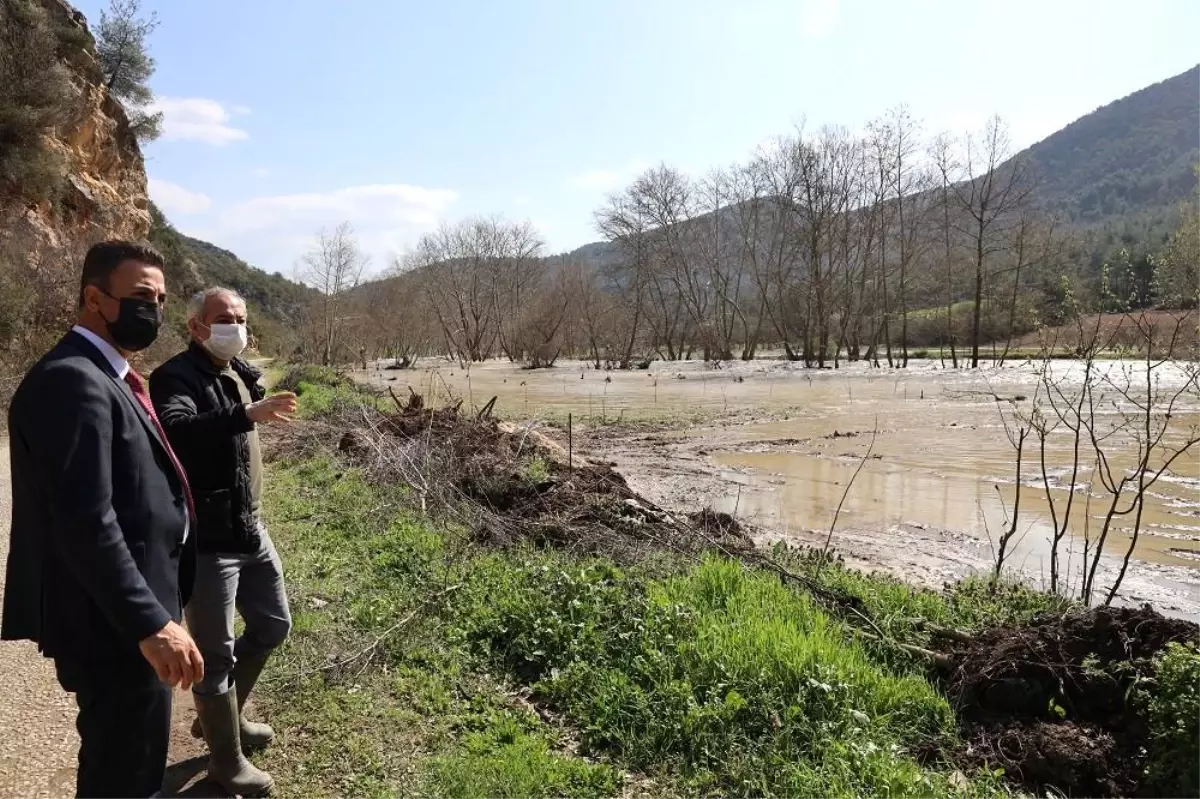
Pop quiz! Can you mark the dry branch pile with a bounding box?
[326,388,754,563]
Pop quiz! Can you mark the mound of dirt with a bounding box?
[946,606,1198,797]
[466,462,752,560]
[687,508,746,538]
[346,391,754,562]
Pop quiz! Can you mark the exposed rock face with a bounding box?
[7,0,149,250]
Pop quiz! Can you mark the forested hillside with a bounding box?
[147,203,315,354]
[1022,66,1199,225]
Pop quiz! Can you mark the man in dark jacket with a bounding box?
[149,287,296,797]
[2,240,205,798]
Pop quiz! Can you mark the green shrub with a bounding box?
[1139,642,1200,797]
[769,543,1076,649]
[454,554,985,797]
[0,0,72,201]
[523,455,551,484]
[941,575,1077,629]
[276,364,351,395]
[274,364,385,419]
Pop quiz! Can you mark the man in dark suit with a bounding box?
[1,241,205,798]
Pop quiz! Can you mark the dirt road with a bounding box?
[0,441,212,798]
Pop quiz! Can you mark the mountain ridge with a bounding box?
[1019,65,1199,224]
[147,203,316,354]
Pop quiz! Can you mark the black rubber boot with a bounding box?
[191,651,275,751]
[194,691,274,797]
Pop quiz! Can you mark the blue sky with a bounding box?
[71,0,1200,278]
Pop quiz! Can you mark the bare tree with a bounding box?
[299,221,367,366]
[791,126,858,367]
[995,213,1060,364]
[930,134,961,367]
[744,138,805,360]
[875,107,935,367]
[512,262,575,368]
[487,219,545,362]
[595,172,694,362]
[407,217,543,365]
[355,267,435,368]
[938,117,1034,367]
[1081,313,1200,605]
[996,303,1200,604]
[562,260,615,368]
[724,160,778,359]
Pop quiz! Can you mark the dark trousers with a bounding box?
[54,654,172,798]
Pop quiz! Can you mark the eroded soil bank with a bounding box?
[359,356,1200,619]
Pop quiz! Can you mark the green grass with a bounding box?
[768,544,1075,649]
[273,363,389,418]
[451,554,1014,797]
[906,300,981,321]
[251,380,1165,797]
[257,457,623,798]
[257,452,1018,797]
[428,713,622,799]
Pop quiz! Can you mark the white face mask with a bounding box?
[201,322,248,360]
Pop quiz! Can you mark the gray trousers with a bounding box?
[184,525,292,696]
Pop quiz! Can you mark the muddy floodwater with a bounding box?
[360,356,1200,618]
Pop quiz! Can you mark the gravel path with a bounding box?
[0,440,213,798]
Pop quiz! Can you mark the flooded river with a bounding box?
[362,356,1200,615]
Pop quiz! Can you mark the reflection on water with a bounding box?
[366,356,1200,572]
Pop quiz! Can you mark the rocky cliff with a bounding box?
[6,0,149,250]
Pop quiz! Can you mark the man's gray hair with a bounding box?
[187,287,246,321]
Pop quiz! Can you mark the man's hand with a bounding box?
[246,392,298,424]
[139,621,205,689]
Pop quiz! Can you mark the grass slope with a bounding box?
[248,374,1200,796]
[248,373,1199,798]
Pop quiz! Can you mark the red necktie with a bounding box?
[124,370,196,521]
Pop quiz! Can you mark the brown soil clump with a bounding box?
[945,605,1198,797]
[345,391,755,563]
[687,508,745,538]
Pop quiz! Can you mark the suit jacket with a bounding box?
[1,330,195,661]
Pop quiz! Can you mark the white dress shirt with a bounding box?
[72,325,128,378]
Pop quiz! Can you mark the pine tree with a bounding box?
[95,0,162,142]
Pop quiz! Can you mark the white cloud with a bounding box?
[799,0,840,39]
[203,183,459,274]
[252,167,270,178]
[149,97,249,145]
[570,159,649,191]
[148,177,211,214]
